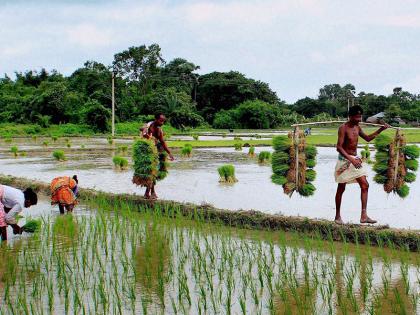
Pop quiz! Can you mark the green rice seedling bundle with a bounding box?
[22,219,41,233]
[19,151,27,157]
[234,142,242,151]
[258,151,271,163]
[43,141,49,147]
[271,131,317,197]
[52,150,66,161]
[10,146,18,157]
[112,156,129,170]
[66,142,71,148]
[132,139,168,187]
[248,146,255,157]
[360,145,372,164]
[181,144,193,157]
[373,132,419,198]
[107,136,114,145]
[118,145,128,154]
[218,164,238,183]
[192,134,199,140]
[51,136,58,142]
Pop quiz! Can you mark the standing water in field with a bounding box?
[0,146,419,229]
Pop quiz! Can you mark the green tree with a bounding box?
[82,100,111,132]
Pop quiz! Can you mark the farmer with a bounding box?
[50,175,79,214]
[0,185,38,241]
[334,105,389,225]
[137,113,174,199]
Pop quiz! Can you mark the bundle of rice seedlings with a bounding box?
[112,156,129,170]
[132,139,159,187]
[373,131,418,197]
[52,150,66,161]
[247,146,255,157]
[234,142,243,151]
[258,151,271,163]
[51,136,58,142]
[181,144,193,157]
[360,144,372,163]
[218,164,238,183]
[192,134,199,141]
[19,151,27,157]
[10,146,18,157]
[107,136,114,145]
[43,141,49,147]
[117,145,128,154]
[66,142,71,148]
[271,131,317,197]
[22,219,41,233]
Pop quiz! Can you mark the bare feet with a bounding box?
[144,194,150,199]
[150,193,158,200]
[334,217,344,225]
[360,217,377,224]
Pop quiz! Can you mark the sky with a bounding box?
[1,0,420,103]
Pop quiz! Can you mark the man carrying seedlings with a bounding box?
[136,113,175,199]
[335,105,389,225]
[0,184,38,241]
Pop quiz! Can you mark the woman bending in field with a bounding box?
[50,175,79,214]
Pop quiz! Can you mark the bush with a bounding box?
[112,156,128,170]
[218,164,238,183]
[52,150,66,161]
[83,100,111,133]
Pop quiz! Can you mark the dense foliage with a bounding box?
[1,44,419,133]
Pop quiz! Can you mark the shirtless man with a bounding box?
[141,113,175,199]
[334,105,389,225]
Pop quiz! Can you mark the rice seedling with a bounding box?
[258,151,271,163]
[10,146,19,157]
[192,134,199,141]
[234,137,243,141]
[112,156,129,170]
[117,145,128,154]
[42,141,49,147]
[361,144,372,163]
[51,136,58,142]
[373,131,418,196]
[19,151,27,157]
[234,142,242,151]
[181,144,193,157]
[218,164,238,183]
[81,144,85,149]
[107,136,114,145]
[248,146,255,157]
[22,219,42,233]
[52,150,66,161]
[66,142,71,148]
[271,131,317,197]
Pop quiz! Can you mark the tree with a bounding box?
[113,44,164,95]
[83,100,111,132]
[196,71,279,122]
[158,58,200,95]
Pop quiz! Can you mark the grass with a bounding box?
[52,150,66,161]
[112,156,129,170]
[0,192,418,314]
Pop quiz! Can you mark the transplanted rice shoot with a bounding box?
[192,134,199,140]
[22,219,42,233]
[234,142,242,151]
[181,144,193,157]
[247,146,255,157]
[258,151,271,163]
[373,132,418,197]
[218,164,238,183]
[10,146,18,157]
[52,150,66,161]
[361,144,371,163]
[112,156,129,170]
[271,133,318,197]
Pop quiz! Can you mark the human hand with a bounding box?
[168,154,175,161]
[380,122,390,130]
[349,156,362,169]
[12,225,22,235]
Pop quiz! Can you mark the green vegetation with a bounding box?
[52,150,66,161]
[234,142,242,151]
[0,193,418,314]
[21,219,42,233]
[218,164,238,183]
[271,134,318,197]
[181,143,193,157]
[10,146,18,157]
[42,140,49,147]
[258,151,271,163]
[360,144,372,163]
[247,146,255,157]
[112,156,129,170]
[373,132,419,197]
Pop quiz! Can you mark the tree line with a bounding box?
[1,44,419,132]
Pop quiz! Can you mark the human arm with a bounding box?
[4,203,22,225]
[157,129,175,161]
[336,125,362,168]
[359,123,390,142]
[1,226,6,241]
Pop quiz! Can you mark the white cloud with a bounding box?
[66,24,114,48]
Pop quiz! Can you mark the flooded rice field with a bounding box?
[1,197,419,314]
[0,139,419,230]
